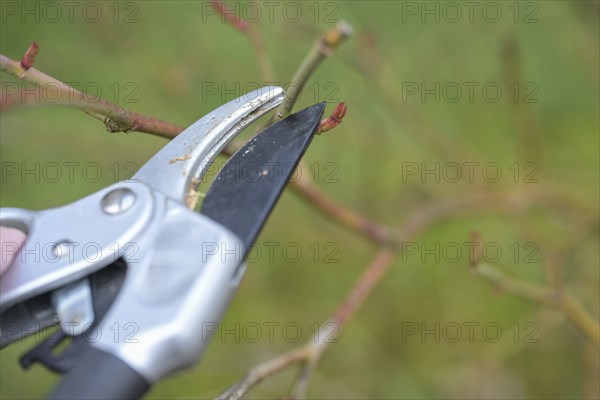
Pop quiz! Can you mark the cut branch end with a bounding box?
[322,21,353,51]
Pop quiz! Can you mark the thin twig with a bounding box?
[289,356,319,400]
[271,21,352,123]
[210,0,249,33]
[216,195,599,398]
[329,249,397,330]
[247,17,275,82]
[215,249,397,400]
[215,344,313,400]
[501,34,542,165]
[210,0,275,81]
[219,191,503,398]
[0,54,183,137]
[469,233,600,348]
[290,169,393,245]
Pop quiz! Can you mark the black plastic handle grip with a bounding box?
[49,346,150,400]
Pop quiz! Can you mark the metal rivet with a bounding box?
[53,241,75,259]
[101,188,136,215]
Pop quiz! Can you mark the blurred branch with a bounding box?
[359,34,487,166]
[329,249,397,330]
[216,190,598,397]
[210,0,275,81]
[545,217,599,289]
[215,343,312,400]
[272,21,352,123]
[213,190,540,398]
[469,233,600,348]
[290,177,585,248]
[246,17,275,82]
[290,166,393,245]
[215,249,397,400]
[501,34,542,165]
[210,0,249,33]
[0,52,183,137]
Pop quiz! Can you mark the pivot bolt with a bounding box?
[101,188,136,215]
[53,241,75,259]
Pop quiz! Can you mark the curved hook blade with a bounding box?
[133,86,285,205]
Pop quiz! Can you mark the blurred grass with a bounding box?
[1,1,598,399]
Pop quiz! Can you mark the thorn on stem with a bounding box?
[20,42,39,70]
[319,102,347,134]
[210,0,249,33]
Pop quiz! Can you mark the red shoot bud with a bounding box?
[20,42,39,70]
[319,102,347,134]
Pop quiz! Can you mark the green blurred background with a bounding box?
[1,1,598,399]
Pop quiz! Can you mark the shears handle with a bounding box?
[50,345,149,399]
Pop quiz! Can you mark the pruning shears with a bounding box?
[0,86,325,399]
